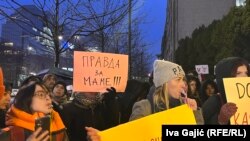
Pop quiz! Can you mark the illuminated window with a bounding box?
[236,0,246,6]
[4,42,14,47]
[4,50,12,54]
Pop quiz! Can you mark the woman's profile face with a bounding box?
[167,75,186,99]
[31,85,52,114]
[235,65,248,77]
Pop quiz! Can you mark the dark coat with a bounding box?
[52,101,64,117]
[61,99,119,141]
[0,109,6,129]
[202,94,223,124]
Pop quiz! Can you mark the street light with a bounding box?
[27,46,33,51]
[58,35,63,40]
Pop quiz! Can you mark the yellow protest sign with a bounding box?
[99,105,196,141]
[223,77,250,125]
[73,51,128,92]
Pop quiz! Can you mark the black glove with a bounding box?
[103,87,117,103]
[102,87,120,126]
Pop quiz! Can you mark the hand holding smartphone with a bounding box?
[27,127,50,141]
[35,115,51,134]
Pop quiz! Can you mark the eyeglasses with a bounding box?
[34,90,51,99]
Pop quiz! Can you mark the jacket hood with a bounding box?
[215,57,249,103]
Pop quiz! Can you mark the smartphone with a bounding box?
[35,115,51,133]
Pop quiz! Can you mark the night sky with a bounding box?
[0,0,167,67]
[139,0,167,59]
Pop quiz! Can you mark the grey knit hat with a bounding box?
[153,60,185,87]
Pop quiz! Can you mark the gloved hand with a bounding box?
[103,87,117,103]
[102,87,120,126]
[218,102,238,125]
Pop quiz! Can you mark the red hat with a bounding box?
[0,67,5,99]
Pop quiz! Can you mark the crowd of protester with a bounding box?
[0,56,248,141]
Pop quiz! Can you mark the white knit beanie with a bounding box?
[153,60,185,87]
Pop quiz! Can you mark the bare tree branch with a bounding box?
[0,0,133,67]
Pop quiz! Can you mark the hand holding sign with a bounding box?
[85,127,101,141]
[218,102,238,124]
[103,87,117,103]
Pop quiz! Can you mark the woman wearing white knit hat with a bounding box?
[84,60,204,141]
[129,60,204,124]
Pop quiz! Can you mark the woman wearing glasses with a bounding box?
[3,82,69,141]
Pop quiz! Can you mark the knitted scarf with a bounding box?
[74,93,103,109]
[5,105,65,132]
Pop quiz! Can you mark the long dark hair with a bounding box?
[14,82,48,114]
[20,75,42,88]
[186,75,201,96]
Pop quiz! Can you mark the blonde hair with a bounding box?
[153,83,169,111]
[153,82,182,112]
